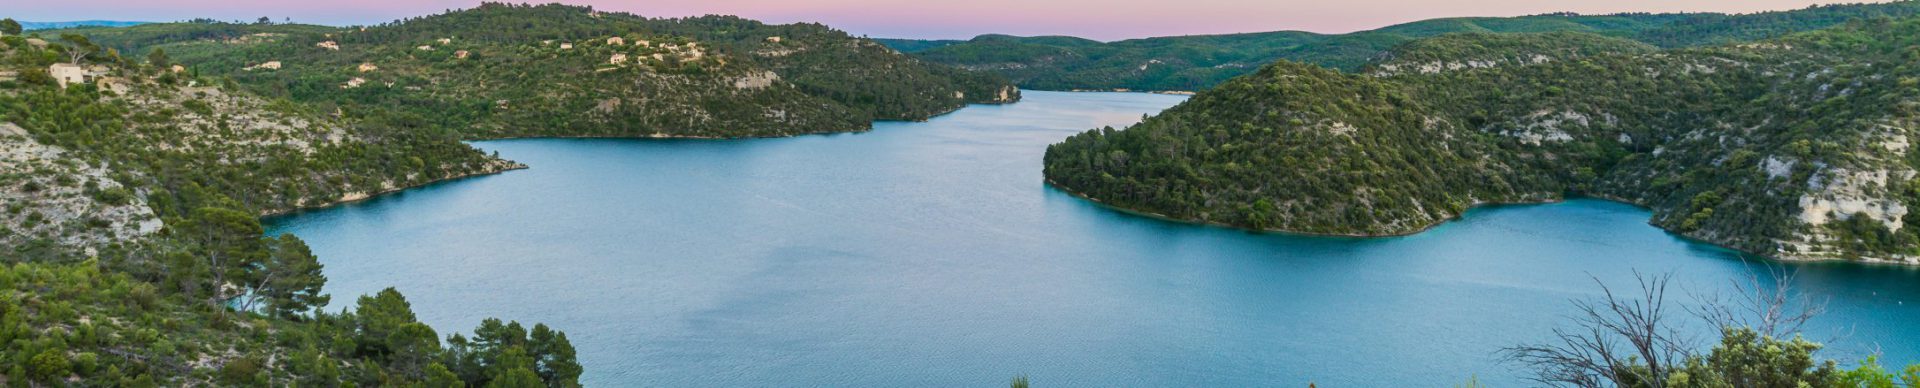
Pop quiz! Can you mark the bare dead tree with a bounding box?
[1501,271,1695,388]
[1687,264,1828,340]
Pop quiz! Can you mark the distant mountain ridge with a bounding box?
[884,1,1920,91]
[20,20,148,30]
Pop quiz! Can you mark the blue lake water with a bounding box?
[266,91,1919,386]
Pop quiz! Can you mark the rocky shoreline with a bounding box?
[1047,179,1920,267]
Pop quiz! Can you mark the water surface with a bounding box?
[268,91,1920,386]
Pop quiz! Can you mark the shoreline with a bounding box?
[1042,178,1552,239]
[1044,179,1920,267]
[474,97,1021,141]
[1058,89,1197,95]
[259,160,528,218]
[261,97,1026,217]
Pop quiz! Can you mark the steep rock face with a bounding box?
[1044,20,1920,264]
[1,44,507,257]
[0,123,161,252]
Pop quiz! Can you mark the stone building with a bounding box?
[49,63,87,88]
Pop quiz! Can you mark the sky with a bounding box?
[5,0,1888,41]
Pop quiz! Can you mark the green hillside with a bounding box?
[2,26,585,385]
[59,3,1019,139]
[1044,20,1920,264]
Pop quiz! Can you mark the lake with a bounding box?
[266,91,1920,386]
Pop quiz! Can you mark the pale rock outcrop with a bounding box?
[0,122,162,250]
[1799,168,1912,231]
[733,71,779,90]
[1762,156,1795,179]
[95,77,131,95]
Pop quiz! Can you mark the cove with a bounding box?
[264,91,1920,386]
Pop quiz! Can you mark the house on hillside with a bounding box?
[357,63,379,72]
[316,41,340,50]
[455,50,471,59]
[608,37,625,46]
[559,43,573,50]
[610,53,628,65]
[49,63,87,88]
[245,61,282,71]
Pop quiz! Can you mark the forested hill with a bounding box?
[1043,19,1920,265]
[59,3,1019,139]
[2,28,585,384]
[888,1,1920,92]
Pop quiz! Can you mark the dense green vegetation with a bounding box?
[3,23,578,386]
[57,3,1019,139]
[1045,19,1920,263]
[889,1,1920,91]
[871,38,964,53]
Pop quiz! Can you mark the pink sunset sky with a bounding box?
[8,0,1887,41]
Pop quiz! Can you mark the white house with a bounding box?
[610,53,629,65]
[49,63,88,88]
[316,41,340,50]
[607,37,625,46]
